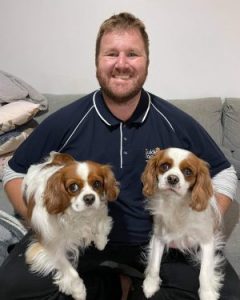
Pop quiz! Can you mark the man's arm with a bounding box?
[4,178,27,219]
[215,192,232,215]
[2,164,27,219]
[212,165,238,215]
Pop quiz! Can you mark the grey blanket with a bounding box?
[0,70,48,111]
[0,210,26,266]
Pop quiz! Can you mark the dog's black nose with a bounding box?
[167,175,179,186]
[83,194,95,206]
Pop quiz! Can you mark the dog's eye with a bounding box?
[68,183,80,193]
[93,180,102,189]
[160,163,170,172]
[182,168,193,177]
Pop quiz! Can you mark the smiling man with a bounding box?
[96,17,149,121]
[0,12,239,300]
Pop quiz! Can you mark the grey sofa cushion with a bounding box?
[222,98,240,177]
[35,94,83,123]
[169,97,223,146]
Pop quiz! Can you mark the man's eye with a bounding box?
[106,52,117,57]
[93,180,102,189]
[128,52,137,57]
[160,163,170,172]
[182,168,193,177]
[68,183,80,193]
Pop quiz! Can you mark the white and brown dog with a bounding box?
[23,152,119,300]
[141,147,224,300]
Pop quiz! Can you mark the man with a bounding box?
[0,12,239,300]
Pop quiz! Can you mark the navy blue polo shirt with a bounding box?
[9,89,230,245]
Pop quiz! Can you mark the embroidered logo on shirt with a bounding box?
[145,148,158,161]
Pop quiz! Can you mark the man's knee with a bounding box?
[0,264,17,299]
[221,260,240,300]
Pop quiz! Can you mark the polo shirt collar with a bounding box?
[93,89,151,126]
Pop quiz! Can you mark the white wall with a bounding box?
[0,0,239,99]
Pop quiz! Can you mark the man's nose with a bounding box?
[115,53,128,68]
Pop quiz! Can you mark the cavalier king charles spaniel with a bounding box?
[23,152,119,300]
[141,147,224,300]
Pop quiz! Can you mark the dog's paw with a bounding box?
[71,277,86,300]
[94,235,108,250]
[54,270,86,300]
[143,275,161,298]
[199,288,219,300]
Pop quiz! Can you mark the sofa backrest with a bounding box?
[169,97,223,146]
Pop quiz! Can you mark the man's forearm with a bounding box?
[4,178,28,219]
[215,192,232,215]
[212,165,237,215]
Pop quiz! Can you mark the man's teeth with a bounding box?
[114,75,130,79]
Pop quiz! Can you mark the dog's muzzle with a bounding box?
[167,174,179,186]
[83,194,95,206]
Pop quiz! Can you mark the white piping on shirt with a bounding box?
[151,102,175,132]
[58,105,94,152]
[120,122,123,169]
[93,90,111,126]
[141,91,151,123]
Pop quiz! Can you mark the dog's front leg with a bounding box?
[94,216,113,250]
[199,239,222,300]
[53,254,86,300]
[143,234,164,298]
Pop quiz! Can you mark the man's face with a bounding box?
[96,29,148,102]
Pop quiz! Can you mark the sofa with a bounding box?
[0,93,240,277]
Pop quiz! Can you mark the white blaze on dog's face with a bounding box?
[62,162,104,212]
[157,148,196,197]
[142,147,213,211]
[68,161,117,212]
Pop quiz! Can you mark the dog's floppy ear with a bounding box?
[101,165,119,201]
[141,149,162,198]
[49,152,75,166]
[44,171,71,214]
[190,159,213,211]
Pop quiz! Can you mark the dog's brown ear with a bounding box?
[22,183,36,222]
[50,152,75,166]
[101,165,119,201]
[141,151,161,198]
[44,171,71,214]
[26,196,36,221]
[190,160,213,211]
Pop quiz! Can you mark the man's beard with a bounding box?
[96,69,148,103]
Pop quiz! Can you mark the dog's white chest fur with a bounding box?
[152,195,215,248]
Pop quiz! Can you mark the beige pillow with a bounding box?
[0,100,40,135]
[0,120,38,155]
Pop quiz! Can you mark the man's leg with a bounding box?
[0,232,122,300]
[0,232,59,300]
[129,249,240,300]
[220,260,240,300]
